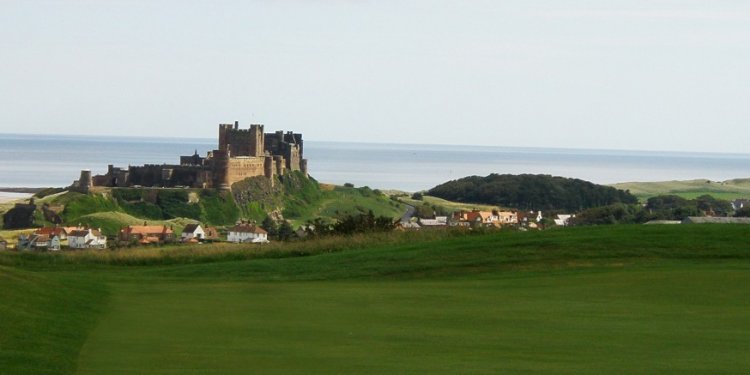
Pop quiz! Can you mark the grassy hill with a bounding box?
[611,178,750,201]
[3,173,406,234]
[2,225,750,373]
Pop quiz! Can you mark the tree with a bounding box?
[735,206,750,217]
[260,216,278,238]
[277,221,294,241]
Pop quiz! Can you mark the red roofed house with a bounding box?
[119,224,175,245]
[227,223,268,243]
[34,226,70,240]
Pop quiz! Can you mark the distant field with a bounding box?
[3,225,750,374]
[611,178,750,201]
[399,195,502,213]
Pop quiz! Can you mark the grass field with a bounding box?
[399,195,502,213]
[611,178,750,201]
[287,185,405,225]
[2,225,750,374]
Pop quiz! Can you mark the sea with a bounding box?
[1,133,750,193]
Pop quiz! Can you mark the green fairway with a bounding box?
[75,265,750,374]
[3,225,750,374]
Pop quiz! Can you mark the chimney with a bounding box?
[234,120,239,130]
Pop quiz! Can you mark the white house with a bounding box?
[554,214,575,226]
[181,224,206,242]
[18,234,61,251]
[227,223,269,243]
[68,228,107,249]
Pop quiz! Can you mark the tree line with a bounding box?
[427,174,638,211]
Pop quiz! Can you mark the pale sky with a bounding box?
[1,1,748,153]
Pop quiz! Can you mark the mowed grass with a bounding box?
[3,225,750,374]
[76,265,750,374]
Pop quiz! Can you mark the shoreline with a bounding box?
[0,192,34,204]
[0,187,48,194]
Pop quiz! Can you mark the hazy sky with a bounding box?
[1,1,748,153]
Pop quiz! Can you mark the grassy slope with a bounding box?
[611,178,750,201]
[3,225,750,374]
[399,195,502,213]
[286,185,406,225]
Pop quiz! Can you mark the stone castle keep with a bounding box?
[77,122,308,191]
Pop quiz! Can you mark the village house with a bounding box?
[181,224,205,242]
[119,224,175,245]
[68,228,107,249]
[227,223,269,243]
[554,214,575,226]
[18,234,61,251]
[450,210,519,227]
[419,216,448,227]
[34,226,70,240]
[397,221,421,231]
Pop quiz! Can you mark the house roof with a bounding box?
[229,223,267,234]
[121,225,174,235]
[182,223,203,234]
[34,227,66,236]
[69,228,103,237]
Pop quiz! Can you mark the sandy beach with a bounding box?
[0,192,33,204]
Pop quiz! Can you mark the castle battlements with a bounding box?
[87,121,308,190]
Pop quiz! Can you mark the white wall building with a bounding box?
[68,228,107,249]
[181,224,206,241]
[227,223,269,243]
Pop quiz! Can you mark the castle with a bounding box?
[76,121,308,191]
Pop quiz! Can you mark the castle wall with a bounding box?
[90,122,307,191]
[285,145,301,171]
[225,157,266,187]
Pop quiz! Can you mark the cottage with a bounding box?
[398,222,421,230]
[119,224,175,245]
[450,210,518,227]
[181,224,206,242]
[18,234,61,251]
[554,214,574,226]
[227,223,269,243]
[419,216,448,227]
[68,228,107,249]
[34,226,69,240]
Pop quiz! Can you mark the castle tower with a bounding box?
[300,159,308,177]
[264,156,274,179]
[249,124,265,157]
[213,147,231,190]
[116,170,130,188]
[79,170,93,193]
[274,155,285,176]
[218,122,237,152]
